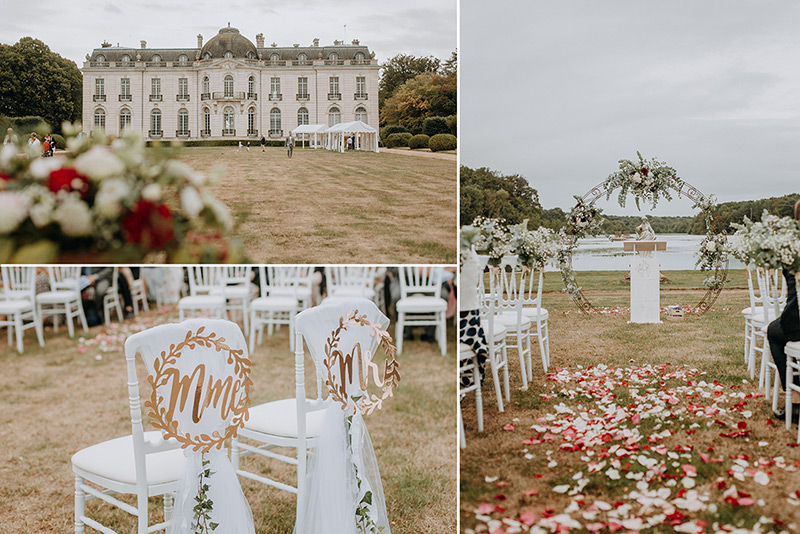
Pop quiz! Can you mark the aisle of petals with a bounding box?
[468,364,800,534]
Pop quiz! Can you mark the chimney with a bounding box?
[140,40,147,49]
[101,41,111,48]
[197,34,203,48]
[352,39,359,45]
[256,33,264,48]
[313,38,319,47]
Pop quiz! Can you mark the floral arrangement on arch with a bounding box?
[508,220,561,269]
[564,196,604,240]
[0,122,242,263]
[603,152,681,210]
[727,210,800,272]
[471,216,513,266]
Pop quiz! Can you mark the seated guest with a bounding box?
[769,199,800,422]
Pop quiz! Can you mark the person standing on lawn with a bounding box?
[285,131,294,158]
[260,135,266,152]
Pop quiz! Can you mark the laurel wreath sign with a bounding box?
[323,310,401,415]
[145,327,252,453]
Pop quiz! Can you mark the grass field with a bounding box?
[176,147,457,263]
[461,269,800,533]
[0,304,457,533]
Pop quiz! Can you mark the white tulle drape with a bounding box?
[168,449,255,534]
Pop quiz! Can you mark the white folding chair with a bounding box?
[749,268,781,385]
[103,267,124,325]
[249,266,303,352]
[0,266,45,354]
[518,265,550,373]
[481,292,510,412]
[459,343,483,449]
[324,266,377,300]
[130,277,149,316]
[215,266,252,331]
[395,266,447,356]
[786,341,800,441]
[35,266,88,339]
[178,266,226,320]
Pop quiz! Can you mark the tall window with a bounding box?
[120,78,131,101]
[119,109,131,131]
[202,76,210,98]
[270,53,280,61]
[269,108,281,135]
[151,54,161,63]
[329,76,339,98]
[297,52,307,61]
[297,107,309,126]
[203,108,211,134]
[355,106,367,123]
[328,52,339,61]
[150,109,161,135]
[178,54,188,65]
[328,106,341,127]
[248,76,256,97]
[355,76,366,98]
[223,106,235,134]
[178,78,188,100]
[224,75,234,97]
[354,52,365,62]
[177,109,189,135]
[248,107,256,134]
[94,108,106,131]
[121,54,131,64]
[95,54,106,63]
[270,77,280,99]
[95,78,105,97]
[298,77,308,98]
[151,78,161,101]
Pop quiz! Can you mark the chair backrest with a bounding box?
[187,266,223,296]
[48,266,82,292]
[257,265,301,298]
[1,266,36,301]
[488,256,524,314]
[399,266,442,299]
[325,266,376,294]
[124,319,251,456]
[222,266,250,285]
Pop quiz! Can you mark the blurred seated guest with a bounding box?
[769,200,800,422]
[80,267,128,325]
[3,127,17,145]
[118,267,138,319]
[27,132,41,153]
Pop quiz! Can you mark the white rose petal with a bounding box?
[0,192,30,233]
[552,485,570,494]
[180,187,204,218]
[74,146,125,180]
[753,471,769,486]
[142,183,162,202]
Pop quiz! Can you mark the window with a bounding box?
[355,106,367,123]
[356,76,366,98]
[177,109,189,135]
[298,77,308,98]
[246,51,256,60]
[224,50,233,59]
[202,76,210,99]
[121,54,131,63]
[248,107,256,134]
[328,106,341,127]
[94,108,106,131]
[202,108,211,135]
[328,52,339,61]
[151,54,162,63]
[119,108,131,131]
[270,77,280,100]
[354,52,365,62]
[269,108,281,135]
[224,75,234,97]
[151,78,161,101]
[203,52,211,60]
[178,78,188,100]
[94,78,105,101]
[223,106,235,134]
[329,76,340,99]
[95,54,106,63]
[297,52,307,61]
[178,54,188,65]
[150,109,162,136]
[248,76,256,97]
[270,53,280,61]
[120,78,131,101]
[297,107,309,126]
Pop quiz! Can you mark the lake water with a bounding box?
[564,234,745,271]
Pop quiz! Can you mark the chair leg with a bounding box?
[515,334,528,390]
[14,314,24,354]
[395,314,404,355]
[66,303,76,339]
[438,313,447,356]
[475,364,483,433]
[78,303,89,333]
[490,351,504,413]
[248,312,257,353]
[34,311,44,348]
[231,437,241,470]
[289,314,296,352]
[459,398,466,449]
[787,360,794,431]
[115,299,123,322]
[74,474,85,534]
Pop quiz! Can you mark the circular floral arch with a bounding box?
[558,153,728,314]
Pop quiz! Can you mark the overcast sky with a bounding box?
[461,1,800,216]
[0,0,456,66]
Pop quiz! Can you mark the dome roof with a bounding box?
[200,25,257,59]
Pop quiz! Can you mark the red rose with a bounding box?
[121,200,175,249]
[641,167,649,176]
[49,168,90,198]
[0,173,12,181]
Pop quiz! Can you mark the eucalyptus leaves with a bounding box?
[192,455,219,534]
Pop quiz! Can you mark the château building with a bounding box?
[81,25,379,141]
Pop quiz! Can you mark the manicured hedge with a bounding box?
[422,117,449,137]
[428,133,457,152]
[379,124,409,142]
[385,132,413,148]
[408,134,430,150]
[146,139,286,148]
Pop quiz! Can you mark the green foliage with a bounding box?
[380,73,456,132]
[687,194,800,234]
[379,54,441,107]
[445,114,457,135]
[379,124,409,142]
[460,165,542,226]
[428,133,457,152]
[408,134,430,150]
[51,134,66,150]
[422,116,449,137]
[385,132,413,148]
[442,51,457,78]
[192,455,218,533]
[540,207,567,231]
[0,38,82,134]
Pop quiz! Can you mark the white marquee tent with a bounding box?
[323,121,379,153]
[292,124,328,149]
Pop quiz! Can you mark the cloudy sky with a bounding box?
[461,1,800,216]
[0,0,456,65]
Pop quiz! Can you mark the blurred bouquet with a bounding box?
[508,221,560,269]
[0,122,242,263]
[727,210,800,272]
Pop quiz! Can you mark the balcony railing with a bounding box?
[354,93,368,100]
[222,129,236,136]
[266,60,286,66]
[176,94,190,102]
[247,129,258,137]
[247,93,258,100]
[200,129,211,137]
[350,59,371,65]
[328,93,341,101]
[146,62,166,67]
[173,62,193,67]
[201,93,211,101]
[324,59,344,65]
[90,61,109,67]
[296,93,310,101]
[149,94,162,102]
[292,60,313,66]
[176,130,191,138]
[119,94,132,102]
[269,129,283,138]
[212,92,246,101]
[269,93,282,101]
[93,94,106,102]
[149,130,163,138]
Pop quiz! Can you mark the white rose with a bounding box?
[632,172,642,184]
[94,178,130,219]
[141,183,162,202]
[29,202,54,227]
[180,187,204,218]
[0,192,30,233]
[705,241,716,252]
[28,157,63,180]
[53,195,93,237]
[74,146,125,180]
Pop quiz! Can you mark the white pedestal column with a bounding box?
[630,254,661,323]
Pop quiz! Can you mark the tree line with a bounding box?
[461,165,799,234]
